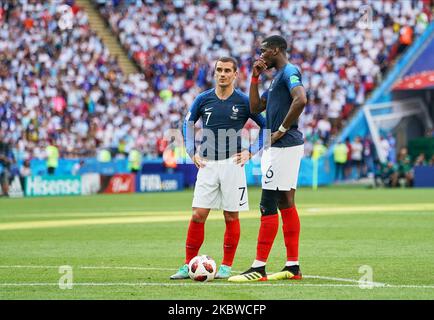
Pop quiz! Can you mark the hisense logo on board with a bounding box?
[25,176,81,196]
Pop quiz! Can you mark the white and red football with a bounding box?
[188,255,217,282]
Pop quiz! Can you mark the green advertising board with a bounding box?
[408,137,434,162]
[25,176,82,197]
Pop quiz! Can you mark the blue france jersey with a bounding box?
[183,88,266,160]
[264,63,304,148]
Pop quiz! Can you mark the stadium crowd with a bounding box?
[0,0,433,175]
[0,0,173,162]
[97,0,433,159]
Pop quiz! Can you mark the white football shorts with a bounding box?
[192,157,249,212]
[261,145,304,191]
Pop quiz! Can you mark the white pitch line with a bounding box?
[0,282,364,287]
[80,266,176,271]
[0,265,382,285]
[0,265,60,269]
[0,265,390,287]
[0,265,183,272]
[1,282,434,289]
[79,266,386,286]
[81,266,386,287]
[2,265,430,289]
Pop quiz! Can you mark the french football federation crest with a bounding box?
[230,105,240,120]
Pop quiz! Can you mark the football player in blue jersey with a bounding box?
[229,35,307,282]
[170,57,266,280]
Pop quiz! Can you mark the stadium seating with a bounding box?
[96,0,433,157]
[0,0,161,161]
[1,0,433,166]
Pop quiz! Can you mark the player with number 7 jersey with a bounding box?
[170,57,266,280]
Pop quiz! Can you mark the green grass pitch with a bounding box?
[0,186,433,300]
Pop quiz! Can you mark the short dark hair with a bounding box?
[215,57,238,71]
[261,35,288,51]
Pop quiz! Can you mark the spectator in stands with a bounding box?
[328,90,343,133]
[128,147,142,174]
[0,137,14,197]
[362,135,376,178]
[19,159,32,178]
[163,145,177,174]
[429,154,434,166]
[397,147,414,187]
[45,139,59,175]
[71,159,85,175]
[344,137,352,179]
[374,161,399,188]
[387,133,397,163]
[97,148,112,163]
[156,137,168,158]
[333,140,348,181]
[413,153,427,166]
[117,139,128,159]
[95,0,108,9]
[397,24,414,55]
[380,136,391,163]
[19,159,32,189]
[312,139,327,161]
[316,116,331,145]
[351,136,364,179]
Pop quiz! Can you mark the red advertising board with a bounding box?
[101,174,136,194]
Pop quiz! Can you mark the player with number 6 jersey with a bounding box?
[170,57,266,280]
[229,35,307,283]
